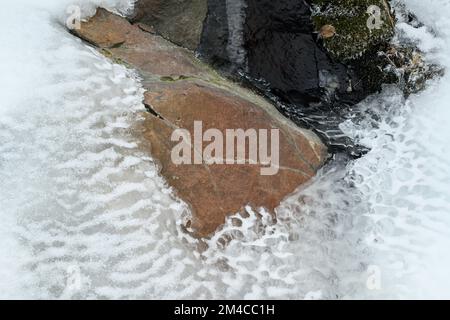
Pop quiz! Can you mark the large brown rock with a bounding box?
[73,8,328,237]
[130,0,207,51]
[142,80,327,236]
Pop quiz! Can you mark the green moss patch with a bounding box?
[311,0,395,61]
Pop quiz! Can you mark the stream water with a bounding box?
[0,0,449,299]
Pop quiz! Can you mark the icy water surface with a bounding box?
[0,0,449,299]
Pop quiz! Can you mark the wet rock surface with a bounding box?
[199,0,440,157]
[73,8,328,238]
[198,0,397,156]
[130,0,439,157]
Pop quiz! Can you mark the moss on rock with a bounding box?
[311,0,395,61]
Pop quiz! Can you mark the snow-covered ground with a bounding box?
[0,0,449,299]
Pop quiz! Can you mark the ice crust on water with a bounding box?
[0,0,450,299]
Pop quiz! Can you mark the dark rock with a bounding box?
[130,0,208,51]
[197,0,230,68]
[198,0,391,156]
[243,0,365,105]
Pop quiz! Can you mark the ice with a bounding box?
[1,0,450,299]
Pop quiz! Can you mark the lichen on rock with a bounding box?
[310,0,395,61]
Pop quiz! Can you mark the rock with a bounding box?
[198,0,248,72]
[309,0,398,100]
[129,0,207,51]
[143,80,327,237]
[198,0,375,156]
[310,0,395,61]
[196,0,397,156]
[382,45,444,95]
[385,4,445,95]
[74,8,211,79]
[73,8,328,237]
[319,25,336,39]
[126,0,397,156]
[242,0,362,104]
[127,0,439,158]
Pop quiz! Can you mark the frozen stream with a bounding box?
[0,0,449,299]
